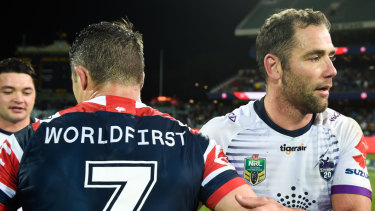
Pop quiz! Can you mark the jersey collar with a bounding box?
[254,97,315,137]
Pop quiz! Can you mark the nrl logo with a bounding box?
[244,154,266,185]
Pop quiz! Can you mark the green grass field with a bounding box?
[199,206,210,211]
[369,170,375,210]
[200,154,375,211]
[367,153,375,210]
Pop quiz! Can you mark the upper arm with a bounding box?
[332,193,371,211]
[0,135,22,208]
[327,117,372,210]
[199,135,251,209]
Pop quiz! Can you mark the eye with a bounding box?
[309,56,320,62]
[23,90,33,96]
[2,90,13,95]
[330,55,336,62]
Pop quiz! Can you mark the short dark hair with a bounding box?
[256,8,331,79]
[69,19,144,86]
[0,57,37,88]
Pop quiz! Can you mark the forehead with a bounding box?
[0,73,35,88]
[293,25,335,53]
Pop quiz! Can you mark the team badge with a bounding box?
[228,113,237,122]
[244,154,266,185]
[319,157,335,181]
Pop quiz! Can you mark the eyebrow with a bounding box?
[1,86,34,90]
[303,49,336,58]
[22,87,34,91]
[1,86,15,90]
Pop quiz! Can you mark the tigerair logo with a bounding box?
[280,144,307,155]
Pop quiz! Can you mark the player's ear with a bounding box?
[264,54,282,80]
[140,72,145,89]
[74,66,89,90]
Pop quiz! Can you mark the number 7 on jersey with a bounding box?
[84,161,158,211]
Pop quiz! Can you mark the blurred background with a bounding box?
[1,0,375,209]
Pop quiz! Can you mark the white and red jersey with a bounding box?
[0,118,37,210]
[0,117,37,146]
[0,96,246,211]
[200,97,372,211]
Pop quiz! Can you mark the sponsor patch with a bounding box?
[280,143,307,155]
[244,154,266,185]
[345,168,369,179]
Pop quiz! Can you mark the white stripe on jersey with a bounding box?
[203,139,216,163]
[85,96,106,105]
[0,181,16,198]
[40,112,62,124]
[6,135,23,163]
[135,101,148,108]
[202,166,236,187]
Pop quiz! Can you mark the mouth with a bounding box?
[315,85,331,96]
[10,106,25,113]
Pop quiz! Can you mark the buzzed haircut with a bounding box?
[69,19,145,86]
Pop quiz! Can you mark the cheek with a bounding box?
[0,95,12,104]
[25,95,36,105]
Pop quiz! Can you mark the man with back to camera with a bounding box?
[200,8,371,210]
[0,19,300,211]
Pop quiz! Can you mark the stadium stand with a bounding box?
[235,0,375,37]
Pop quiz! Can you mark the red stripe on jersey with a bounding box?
[190,128,200,135]
[59,102,102,115]
[32,121,41,131]
[58,96,175,119]
[205,177,247,209]
[203,145,230,179]
[0,140,20,191]
[136,106,175,119]
[353,135,368,169]
[0,203,11,211]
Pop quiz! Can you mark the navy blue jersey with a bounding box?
[0,96,246,211]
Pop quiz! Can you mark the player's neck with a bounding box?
[83,83,142,103]
[264,94,313,131]
[0,117,30,133]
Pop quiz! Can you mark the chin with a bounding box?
[10,115,28,122]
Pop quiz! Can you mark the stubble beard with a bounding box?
[281,70,328,114]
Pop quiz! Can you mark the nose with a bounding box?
[13,91,23,103]
[324,57,337,78]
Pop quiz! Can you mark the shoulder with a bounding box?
[316,108,361,131]
[316,108,363,147]
[200,101,254,148]
[201,101,253,132]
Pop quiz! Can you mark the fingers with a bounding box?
[235,194,264,208]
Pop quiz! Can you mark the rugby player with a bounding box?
[201,8,371,211]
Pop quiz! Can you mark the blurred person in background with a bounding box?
[200,8,371,210]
